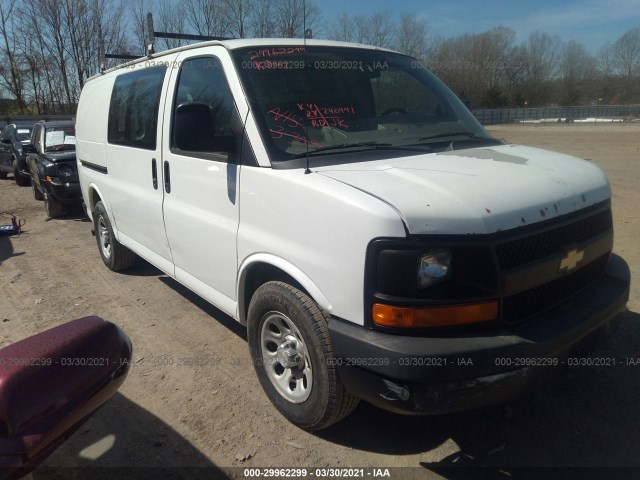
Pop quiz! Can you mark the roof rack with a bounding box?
[145,13,232,55]
[100,13,232,72]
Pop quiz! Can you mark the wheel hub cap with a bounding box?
[277,337,302,368]
[259,312,313,403]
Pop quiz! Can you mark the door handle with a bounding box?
[163,160,171,193]
[151,158,158,189]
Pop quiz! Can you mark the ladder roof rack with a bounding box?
[100,12,233,71]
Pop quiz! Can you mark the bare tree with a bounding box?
[250,0,277,37]
[224,0,254,38]
[184,0,231,37]
[519,31,562,106]
[560,41,597,105]
[13,26,42,112]
[327,11,394,48]
[395,14,427,59]
[15,0,58,112]
[129,0,156,55]
[274,0,320,38]
[327,13,353,42]
[0,0,26,112]
[428,27,516,107]
[158,0,187,49]
[5,0,128,113]
[601,27,640,102]
[353,12,395,48]
[35,0,75,110]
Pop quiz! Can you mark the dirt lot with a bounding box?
[1,124,639,478]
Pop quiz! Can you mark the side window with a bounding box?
[108,66,167,150]
[171,56,236,154]
[1,127,10,140]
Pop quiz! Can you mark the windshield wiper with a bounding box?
[292,142,435,158]
[292,142,391,158]
[414,131,492,142]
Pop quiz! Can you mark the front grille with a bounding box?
[502,253,610,323]
[495,208,612,269]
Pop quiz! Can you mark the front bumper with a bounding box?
[329,254,630,414]
[42,182,82,203]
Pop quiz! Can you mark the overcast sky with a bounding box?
[318,0,640,52]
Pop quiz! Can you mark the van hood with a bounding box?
[315,145,610,235]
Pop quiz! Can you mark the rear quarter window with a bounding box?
[108,66,167,150]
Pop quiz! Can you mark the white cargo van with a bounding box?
[76,39,630,430]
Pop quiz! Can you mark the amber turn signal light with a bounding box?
[373,301,499,328]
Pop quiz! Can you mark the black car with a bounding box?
[25,121,81,219]
[0,123,33,186]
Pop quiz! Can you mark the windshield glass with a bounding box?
[232,46,494,163]
[16,129,31,142]
[44,125,76,152]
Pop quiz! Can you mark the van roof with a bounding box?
[89,38,399,81]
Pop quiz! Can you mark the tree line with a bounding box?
[0,0,638,114]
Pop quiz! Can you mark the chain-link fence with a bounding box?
[472,105,640,125]
[0,115,75,129]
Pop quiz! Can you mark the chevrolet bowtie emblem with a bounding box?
[559,248,584,272]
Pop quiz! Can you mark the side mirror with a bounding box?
[173,103,236,154]
[22,143,36,154]
[0,316,132,479]
[174,102,215,152]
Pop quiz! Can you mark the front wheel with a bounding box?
[93,201,137,271]
[247,281,358,431]
[44,193,64,219]
[31,180,43,200]
[13,159,30,186]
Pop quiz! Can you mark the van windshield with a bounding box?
[232,46,495,164]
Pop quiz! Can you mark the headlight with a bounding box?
[417,249,451,289]
[58,165,74,177]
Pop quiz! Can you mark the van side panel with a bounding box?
[102,63,176,275]
[76,75,114,221]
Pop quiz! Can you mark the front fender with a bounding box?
[237,253,332,325]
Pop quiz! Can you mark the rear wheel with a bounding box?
[94,201,137,271]
[248,281,358,431]
[44,192,64,219]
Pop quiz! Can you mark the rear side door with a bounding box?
[160,49,246,317]
[104,65,174,273]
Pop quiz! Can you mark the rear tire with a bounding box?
[44,193,65,219]
[94,201,137,271]
[248,281,359,431]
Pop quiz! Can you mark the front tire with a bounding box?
[32,180,43,200]
[13,159,30,186]
[248,281,358,431]
[93,201,137,271]
[44,192,64,219]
